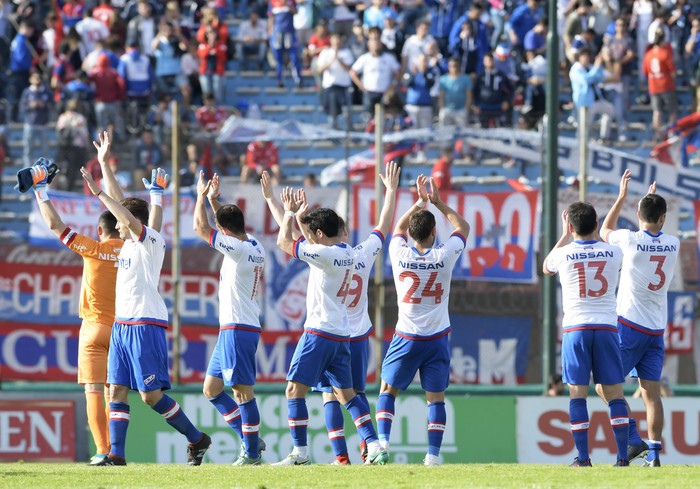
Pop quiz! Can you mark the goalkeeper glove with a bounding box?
[31,164,49,203]
[142,168,169,206]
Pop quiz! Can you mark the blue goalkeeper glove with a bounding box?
[142,168,169,206]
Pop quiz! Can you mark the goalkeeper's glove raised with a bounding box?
[142,168,169,207]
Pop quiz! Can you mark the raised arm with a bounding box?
[93,131,125,202]
[543,210,572,276]
[277,187,302,256]
[393,173,430,236]
[207,173,223,214]
[30,165,68,238]
[375,161,400,237]
[293,188,311,242]
[193,170,213,242]
[81,168,143,238]
[261,170,285,226]
[428,176,470,238]
[142,168,168,232]
[600,169,630,242]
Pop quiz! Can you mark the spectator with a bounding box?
[269,0,303,87]
[119,39,154,105]
[132,128,162,184]
[348,19,368,61]
[127,0,158,55]
[426,39,447,108]
[350,34,401,117]
[40,13,60,70]
[448,2,490,73]
[82,38,120,72]
[146,94,176,146]
[647,10,671,47]
[546,374,565,396]
[521,48,546,125]
[569,48,615,143]
[307,21,330,83]
[398,0,426,36]
[76,8,110,55]
[686,17,700,111]
[669,0,692,87]
[487,0,512,50]
[195,94,229,133]
[603,18,635,134]
[62,0,86,31]
[438,57,472,128]
[241,140,281,184]
[52,43,78,103]
[9,22,35,122]
[293,0,314,48]
[451,19,480,75]
[600,46,624,141]
[19,71,52,167]
[564,0,593,63]
[632,0,655,84]
[62,70,95,113]
[0,131,9,202]
[380,9,405,62]
[317,32,354,129]
[197,27,228,104]
[524,18,548,56]
[152,20,188,98]
[180,39,201,107]
[56,98,90,192]
[493,44,519,85]
[180,144,204,187]
[431,147,454,192]
[304,172,317,188]
[196,7,229,45]
[404,54,436,129]
[473,52,513,128]
[93,0,116,29]
[82,154,122,196]
[363,0,394,31]
[90,53,125,139]
[236,11,268,70]
[425,0,458,56]
[643,29,677,139]
[401,20,434,73]
[508,0,544,57]
[0,1,14,71]
[591,0,618,37]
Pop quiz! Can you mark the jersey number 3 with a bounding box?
[399,271,444,304]
[648,255,666,291]
[572,261,608,299]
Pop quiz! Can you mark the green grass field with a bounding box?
[2,464,700,489]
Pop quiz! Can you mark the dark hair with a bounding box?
[121,197,150,226]
[639,194,667,224]
[98,211,118,236]
[566,202,597,236]
[337,216,346,235]
[653,28,665,46]
[409,210,436,243]
[368,26,382,38]
[299,208,340,238]
[215,205,246,234]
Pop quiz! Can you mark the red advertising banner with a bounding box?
[0,400,76,462]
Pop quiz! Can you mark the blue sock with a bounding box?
[628,417,643,446]
[108,402,130,460]
[209,391,243,439]
[345,395,378,444]
[152,394,203,444]
[646,440,662,462]
[609,399,629,461]
[376,393,395,444]
[240,398,260,458]
[324,400,348,459]
[287,398,309,447]
[427,402,447,457]
[569,398,590,461]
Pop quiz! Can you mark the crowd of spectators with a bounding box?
[1,0,700,193]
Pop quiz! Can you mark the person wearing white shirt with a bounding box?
[318,33,354,128]
[76,9,110,55]
[350,35,401,116]
[401,20,435,73]
[237,11,268,69]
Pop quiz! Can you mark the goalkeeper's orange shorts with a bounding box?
[77,319,112,385]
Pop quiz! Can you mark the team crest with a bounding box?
[223,369,234,382]
[143,374,155,385]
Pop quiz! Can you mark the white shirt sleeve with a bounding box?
[544,247,563,275]
[209,230,244,260]
[606,229,631,248]
[132,226,166,256]
[294,238,332,269]
[351,54,366,74]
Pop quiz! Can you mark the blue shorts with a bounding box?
[270,31,298,51]
[561,328,624,386]
[618,320,665,381]
[381,333,450,392]
[107,322,171,392]
[206,328,259,386]
[317,335,370,393]
[287,330,352,389]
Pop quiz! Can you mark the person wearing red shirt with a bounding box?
[307,21,330,81]
[431,147,454,192]
[242,140,281,184]
[62,0,85,30]
[196,7,229,44]
[197,27,228,103]
[195,94,229,133]
[91,53,125,138]
[93,0,115,29]
[643,29,677,137]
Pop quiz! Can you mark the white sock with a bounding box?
[292,446,309,458]
[368,440,384,452]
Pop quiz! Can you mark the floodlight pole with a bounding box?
[579,106,589,201]
[171,100,182,384]
[373,104,385,382]
[542,0,559,390]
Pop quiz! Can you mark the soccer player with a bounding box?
[598,170,679,467]
[192,172,265,465]
[272,189,387,465]
[30,161,121,465]
[543,203,630,467]
[81,168,211,466]
[321,162,399,465]
[376,174,469,466]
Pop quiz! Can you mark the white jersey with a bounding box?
[210,231,265,331]
[294,238,355,338]
[389,232,466,338]
[607,229,679,332]
[115,226,168,327]
[545,240,623,330]
[347,230,385,338]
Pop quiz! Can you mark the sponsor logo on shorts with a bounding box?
[143,374,155,386]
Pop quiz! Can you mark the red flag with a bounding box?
[53,0,64,57]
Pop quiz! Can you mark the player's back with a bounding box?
[294,239,355,337]
[347,230,384,338]
[609,229,679,331]
[389,233,466,338]
[546,240,622,330]
[211,231,265,330]
[115,226,168,327]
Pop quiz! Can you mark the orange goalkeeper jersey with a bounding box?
[60,227,122,326]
